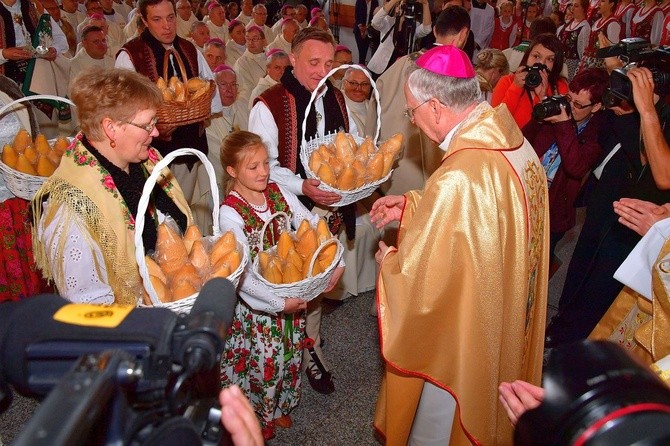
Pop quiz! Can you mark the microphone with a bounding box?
[174,278,238,376]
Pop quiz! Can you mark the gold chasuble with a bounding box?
[590,238,670,367]
[374,103,549,445]
[32,134,193,305]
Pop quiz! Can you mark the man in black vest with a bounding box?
[249,28,357,395]
[115,0,221,233]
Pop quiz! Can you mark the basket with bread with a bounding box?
[299,64,403,207]
[0,95,76,200]
[251,212,344,302]
[154,49,215,136]
[135,148,247,313]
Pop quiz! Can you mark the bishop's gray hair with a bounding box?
[407,65,482,114]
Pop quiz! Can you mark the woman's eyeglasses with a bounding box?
[121,116,158,133]
[344,79,371,90]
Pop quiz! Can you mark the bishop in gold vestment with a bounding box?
[371,45,549,445]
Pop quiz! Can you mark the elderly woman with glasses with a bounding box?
[521,67,608,263]
[32,67,193,305]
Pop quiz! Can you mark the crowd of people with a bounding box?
[1,0,670,443]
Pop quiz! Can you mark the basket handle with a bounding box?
[305,237,338,279]
[256,211,291,253]
[300,64,381,148]
[162,49,189,85]
[0,94,75,117]
[134,148,221,306]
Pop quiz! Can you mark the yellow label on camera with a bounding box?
[53,304,134,328]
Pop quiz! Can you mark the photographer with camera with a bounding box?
[367,0,432,77]
[544,45,670,349]
[522,67,608,261]
[492,33,569,128]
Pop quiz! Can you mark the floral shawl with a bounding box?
[31,133,192,305]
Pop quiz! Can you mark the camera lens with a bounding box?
[532,98,563,121]
[602,89,622,109]
[653,71,670,88]
[515,341,670,446]
[525,70,542,89]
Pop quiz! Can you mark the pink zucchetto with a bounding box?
[415,45,475,79]
[266,48,287,58]
[246,24,263,34]
[227,19,243,33]
[311,7,322,16]
[88,13,104,20]
[205,37,225,46]
[207,2,221,11]
[335,44,350,53]
[213,64,235,74]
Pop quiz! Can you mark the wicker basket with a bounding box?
[250,212,344,302]
[0,94,76,200]
[155,49,216,135]
[135,148,248,313]
[299,64,389,207]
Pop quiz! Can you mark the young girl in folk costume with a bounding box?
[558,0,591,79]
[218,131,343,440]
[578,0,622,72]
[630,0,664,46]
[490,1,518,50]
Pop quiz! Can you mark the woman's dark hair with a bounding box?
[530,16,557,38]
[520,33,565,87]
[569,67,609,104]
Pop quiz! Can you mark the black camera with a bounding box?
[402,0,420,20]
[525,63,547,89]
[597,39,670,106]
[532,95,571,121]
[515,340,670,445]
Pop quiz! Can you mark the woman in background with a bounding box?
[475,48,510,103]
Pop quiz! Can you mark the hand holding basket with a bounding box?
[299,64,400,207]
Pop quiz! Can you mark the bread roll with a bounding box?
[183,225,203,254]
[150,275,172,303]
[296,229,317,260]
[337,166,356,190]
[34,134,50,155]
[316,219,330,243]
[211,231,236,265]
[156,222,188,274]
[189,239,210,273]
[317,163,337,187]
[172,279,197,301]
[277,232,294,260]
[283,262,302,284]
[2,144,17,168]
[145,255,166,282]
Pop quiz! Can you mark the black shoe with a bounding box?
[306,367,335,394]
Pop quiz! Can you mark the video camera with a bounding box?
[596,38,670,107]
[515,340,670,445]
[532,95,571,121]
[0,278,238,446]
